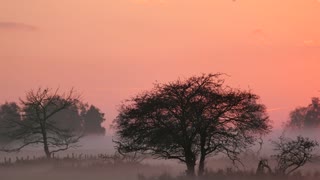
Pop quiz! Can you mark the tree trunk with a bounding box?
[198,153,206,176]
[43,132,51,158]
[40,118,51,159]
[185,148,196,177]
[186,162,196,177]
[43,140,51,158]
[198,133,206,176]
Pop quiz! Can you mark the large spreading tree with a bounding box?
[113,74,270,176]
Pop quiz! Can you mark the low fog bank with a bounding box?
[0,161,181,180]
[2,129,320,179]
[2,129,320,164]
[0,135,114,161]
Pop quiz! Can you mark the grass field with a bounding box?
[1,153,320,180]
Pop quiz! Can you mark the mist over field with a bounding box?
[1,130,320,180]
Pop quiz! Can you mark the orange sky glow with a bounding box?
[1,0,320,131]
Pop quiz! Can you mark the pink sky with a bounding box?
[1,0,320,131]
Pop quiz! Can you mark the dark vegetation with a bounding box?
[0,74,319,180]
[286,98,320,129]
[1,153,320,180]
[113,74,270,176]
[272,136,319,175]
[0,88,106,158]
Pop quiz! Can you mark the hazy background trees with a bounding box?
[287,97,320,129]
[82,105,106,135]
[113,74,271,176]
[51,103,106,136]
[0,102,20,143]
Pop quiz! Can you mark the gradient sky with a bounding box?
[1,0,320,131]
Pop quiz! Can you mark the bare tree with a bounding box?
[272,136,319,175]
[0,88,83,158]
[113,74,270,176]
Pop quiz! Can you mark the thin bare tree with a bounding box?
[0,88,83,158]
[272,136,318,175]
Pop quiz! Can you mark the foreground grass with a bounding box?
[1,157,320,180]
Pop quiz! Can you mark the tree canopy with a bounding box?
[113,74,270,176]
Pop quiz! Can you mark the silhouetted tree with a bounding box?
[272,136,318,175]
[83,105,106,135]
[0,102,21,143]
[113,74,270,176]
[0,88,82,158]
[287,98,320,129]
